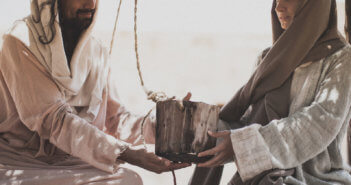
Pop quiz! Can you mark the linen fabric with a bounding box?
[220,0,345,126]
[0,0,155,184]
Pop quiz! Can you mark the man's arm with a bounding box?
[1,35,129,173]
[104,72,156,145]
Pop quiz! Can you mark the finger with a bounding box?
[182,92,192,101]
[197,152,226,168]
[147,156,172,173]
[156,162,190,173]
[153,157,172,167]
[144,162,165,174]
[198,146,219,157]
[163,159,172,167]
[208,130,230,138]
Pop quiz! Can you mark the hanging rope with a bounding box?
[109,0,123,55]
[133,0,175,103]
[109,0,179,183]
[140,107,154,149]
[133,0,177,184]
[133,0,145,87]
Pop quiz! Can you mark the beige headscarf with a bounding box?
[220,0,346,126]
[10,0,109,122]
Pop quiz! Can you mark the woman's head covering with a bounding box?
[220,0,346,125]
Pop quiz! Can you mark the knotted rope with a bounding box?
[133,0,174,103]
[109,0,178,184]
[133,1,177,184]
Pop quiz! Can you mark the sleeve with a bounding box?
[0,35,130,173]
[104,72,156,146]
[229,48,351,181]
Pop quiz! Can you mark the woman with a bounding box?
[191,0,351,184]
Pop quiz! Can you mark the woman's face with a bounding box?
[275,0,301,30]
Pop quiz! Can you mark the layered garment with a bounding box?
[189,0,351,184]
[228,45,351,184]
[189,46,351,185]
[0,0,155,184]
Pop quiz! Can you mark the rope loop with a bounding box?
[110,0,179,184]
[147,90,175,103]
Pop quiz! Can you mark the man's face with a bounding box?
[275,0,301,30]
[59,0,97,30]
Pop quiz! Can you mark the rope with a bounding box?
[172,170,177,185]
[109,0,123,55]
[133,1,177,184]
[134,0,145,88]
[109,0,180,183]
[140,107,154,149]
[133,0,176,104]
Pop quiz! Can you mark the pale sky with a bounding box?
[0,0,274,34]
[1,0,346,34]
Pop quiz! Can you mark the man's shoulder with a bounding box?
[4,17,31,48]
[89,36,107,48]
[88,36,109,56]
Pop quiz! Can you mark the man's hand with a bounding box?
[118,147,191,174]
[197,131,235,168]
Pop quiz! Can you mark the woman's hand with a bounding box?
[182,92,192,101]
[197,131,235,168]
[118,147,191,174]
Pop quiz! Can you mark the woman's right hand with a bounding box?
[118,147,191,174]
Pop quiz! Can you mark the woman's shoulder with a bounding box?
[254,47,271,67]
[319,44,351,76]
[325,44,351,65]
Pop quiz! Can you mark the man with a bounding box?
[0,0,189,184]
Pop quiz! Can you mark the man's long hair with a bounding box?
[31,0,58,45]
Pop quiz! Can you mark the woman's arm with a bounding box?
[232,48,351,181]
[198,47,351,181]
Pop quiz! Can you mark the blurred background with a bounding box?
[0,0,346,184]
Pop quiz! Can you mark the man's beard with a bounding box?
[60,11,95,32]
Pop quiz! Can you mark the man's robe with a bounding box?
[0,33,155,185]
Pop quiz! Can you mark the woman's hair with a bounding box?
[31,0,58,45]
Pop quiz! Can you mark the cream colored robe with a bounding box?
[229,45,351,184]
[0,34,155,184]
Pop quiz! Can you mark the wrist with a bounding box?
[117,147,131,162]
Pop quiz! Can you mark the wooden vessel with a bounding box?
[155,100,219,163]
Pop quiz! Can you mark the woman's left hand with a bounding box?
[197,130,235,168]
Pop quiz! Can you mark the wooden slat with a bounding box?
[345,0,351,43]
[156,100,219,163]
[346,0,351,165]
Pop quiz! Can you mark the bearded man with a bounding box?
[0,0,189,184]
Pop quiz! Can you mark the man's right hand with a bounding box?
[118,147,191,174]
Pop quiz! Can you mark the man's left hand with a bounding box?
[197,130,235,168]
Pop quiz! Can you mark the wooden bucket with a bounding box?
[155,100,219,163]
